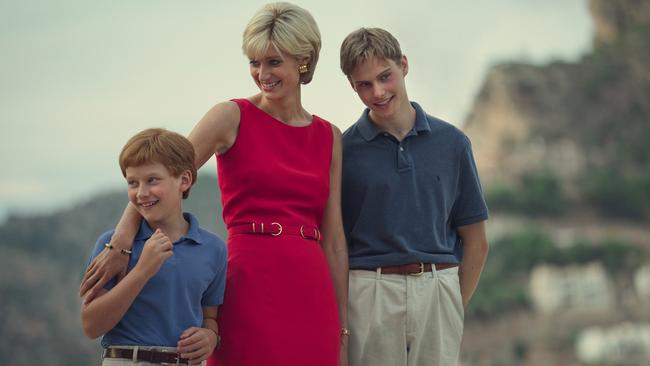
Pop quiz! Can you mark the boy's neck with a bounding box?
[369,99,416,141]
[147,211,189,243]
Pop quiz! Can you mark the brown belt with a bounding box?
[360,262,458,276]
[228,222,321,241]
[103,347,190,365]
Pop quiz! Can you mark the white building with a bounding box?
[576,323,650,365]
[634,264,650,299]
[529,262,612,313]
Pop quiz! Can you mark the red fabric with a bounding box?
[208,99,340,366]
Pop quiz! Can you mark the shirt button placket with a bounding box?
[397,143,411,172]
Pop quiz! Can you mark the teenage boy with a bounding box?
[339,28,489,366]
[81,128,227,366]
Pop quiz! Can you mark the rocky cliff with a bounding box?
[464,0,650,219]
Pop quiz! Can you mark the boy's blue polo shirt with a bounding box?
[87,212,227,348]
[342,102,488,269]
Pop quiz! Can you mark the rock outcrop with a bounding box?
[463,0,650,216]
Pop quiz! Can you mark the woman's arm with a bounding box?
[80,101,241,302]
[188,101,240,164]
[320,125,349,364]
[81,229,173,338]
[79,203,141,302]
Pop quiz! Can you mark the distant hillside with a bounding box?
[0,174,224,366]
[464,0,650,220]
[459,1,650,365]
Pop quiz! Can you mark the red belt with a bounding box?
[360,262,458,276]
[228,222,322,241]
[103,347,190,365]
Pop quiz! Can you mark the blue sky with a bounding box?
[0,0,592,221]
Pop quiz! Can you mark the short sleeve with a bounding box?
[451,141,489,227]
[201,243,228,306]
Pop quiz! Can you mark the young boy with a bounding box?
[82,128,227,366]
[339,28,489,366]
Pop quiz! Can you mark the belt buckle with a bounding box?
[300,225,320,240]
[271,222,282,236]
[409,262,425,276]
[252,222,282,236]
[160,353,181,366]
[103,347,124,360]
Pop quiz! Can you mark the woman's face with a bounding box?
[249,46,302,101]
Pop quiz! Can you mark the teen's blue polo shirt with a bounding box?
[87,212,227,348]
[342,102,488,269]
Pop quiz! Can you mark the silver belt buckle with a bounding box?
[409,262,425,276]
[160,350,181,366]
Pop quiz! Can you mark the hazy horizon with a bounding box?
[0,0,592,222]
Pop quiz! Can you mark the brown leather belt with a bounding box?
[228,222,321,241]
[360,262,458,276]
[103,347,190,365]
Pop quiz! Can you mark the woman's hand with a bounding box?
[80,203,142,303]
[80,239,130,303]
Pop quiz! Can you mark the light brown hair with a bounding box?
[340,27,403,77]
[119,128,197,199]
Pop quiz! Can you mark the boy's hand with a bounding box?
[136,229,173,279]
[80,241,130,303]
[177,327,219,364]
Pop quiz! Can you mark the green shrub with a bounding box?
[467,228,555,319]
[584,168,650,219]
[520,171,567,215]
[466,229,647,319]
[485,171,567,217]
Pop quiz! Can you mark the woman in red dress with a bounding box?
[81,2,349,365]
[193,3,348,365]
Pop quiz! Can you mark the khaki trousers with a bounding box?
[348,266,464,366]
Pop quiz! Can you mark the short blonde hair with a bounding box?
[243,2,321,84]
[119,128,197,199]
[340,27,403,77]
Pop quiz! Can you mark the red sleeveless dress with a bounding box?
[207,99,340,366]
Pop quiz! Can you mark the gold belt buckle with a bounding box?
[252,222,282,236]
[271,222,283,236]
[410,262,425,276]
[300,225,319,240]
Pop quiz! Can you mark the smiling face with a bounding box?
[348,55,410,124]
[249,45,304,101]
[125,162,190,227]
